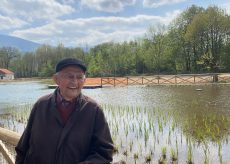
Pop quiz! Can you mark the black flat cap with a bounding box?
[56,58,87,72]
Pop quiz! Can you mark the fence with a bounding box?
[101,73,230,86]
[0,127,20,164]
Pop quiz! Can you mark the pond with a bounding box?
[0,81,230,163]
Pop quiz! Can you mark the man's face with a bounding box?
[53,66,86,101]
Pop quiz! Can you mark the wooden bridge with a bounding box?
[100,73,230,86]
[46,73,230,89]
[0,127,20,164]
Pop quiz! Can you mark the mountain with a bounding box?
[0,34,41,52]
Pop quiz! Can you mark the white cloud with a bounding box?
[81,0,136,13]
[59,0,76,4]
[0,15,27,30]
[143,0,186,8]
[220,2,230,14]
[0,0,75,22]
[68,28,145,46]
[11,12,179,47]
[163,10,181,24]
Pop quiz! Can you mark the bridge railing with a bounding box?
[101,73,230,86]
[0,127,20,164]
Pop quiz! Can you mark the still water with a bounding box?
[1,81,230,112]
[0,81,230,163]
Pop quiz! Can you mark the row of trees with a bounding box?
[1,5,230,78]
[0,45,86,77]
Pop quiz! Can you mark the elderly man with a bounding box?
[15,58,114,164]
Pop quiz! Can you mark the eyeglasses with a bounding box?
[59,73,85,81]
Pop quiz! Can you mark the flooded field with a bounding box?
[0,81,230,163]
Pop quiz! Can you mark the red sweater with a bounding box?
[56,90,77,124]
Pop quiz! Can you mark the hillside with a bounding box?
[0,34,41,52]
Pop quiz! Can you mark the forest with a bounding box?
[1,5,230,78]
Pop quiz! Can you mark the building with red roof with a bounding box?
[0,68,14,80]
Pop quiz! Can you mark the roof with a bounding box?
[0,68,14,74]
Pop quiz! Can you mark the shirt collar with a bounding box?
[56,88,79,107]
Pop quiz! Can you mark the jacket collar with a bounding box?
[50,88,88,125]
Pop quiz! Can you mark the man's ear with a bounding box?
[52,74,59,85]
[84,74,86,82]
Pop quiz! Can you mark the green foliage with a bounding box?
[87,54,103,76]
[221,41,230,71]
[38,61,55,77]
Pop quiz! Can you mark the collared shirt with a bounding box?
[56,89,77,124]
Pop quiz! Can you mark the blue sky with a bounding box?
[0,0,229,47]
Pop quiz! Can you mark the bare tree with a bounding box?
[0,47,19,69]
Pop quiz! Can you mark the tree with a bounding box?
[0,47,19,69]
[221,40,230,71]
[144,25,169,74]
[185,6,230,73]
[11,52,37,77]
[170,5,204,72]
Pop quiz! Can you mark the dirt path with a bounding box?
[85,78,101,85]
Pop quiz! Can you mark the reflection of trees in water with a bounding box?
[171,103,230,163]
[173,104,230,144]
[168,86,230,144]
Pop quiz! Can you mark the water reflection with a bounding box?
[1,82,230,113]
[0,81,53,111]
